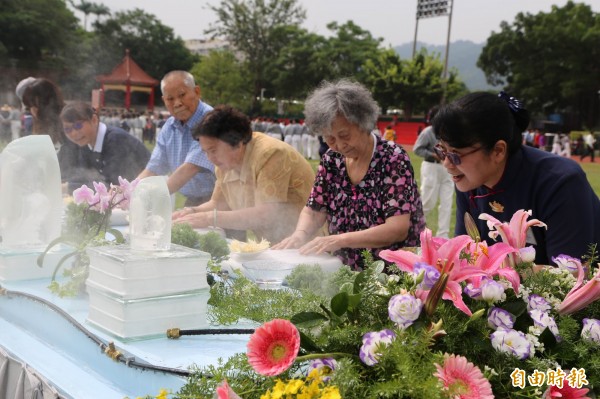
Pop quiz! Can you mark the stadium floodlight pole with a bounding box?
[441,0,454,104]
[412,0,454,102]
[412,16,420,59]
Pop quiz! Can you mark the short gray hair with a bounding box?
[161,70,196,93]
[304,79,380,136]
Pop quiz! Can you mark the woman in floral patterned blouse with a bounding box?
[273,80,425,270]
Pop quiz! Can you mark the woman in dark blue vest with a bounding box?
[432,91,600,265]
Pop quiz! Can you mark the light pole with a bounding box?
[260,88,266,102]
[412,0,454,103]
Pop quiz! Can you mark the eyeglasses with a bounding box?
[63,121,85,135]
[433,144,483,166]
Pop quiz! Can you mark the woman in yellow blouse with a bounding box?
[172,105,315,243]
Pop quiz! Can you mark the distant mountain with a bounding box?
[394,40,501,91]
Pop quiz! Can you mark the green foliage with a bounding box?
[190,51,253,112]
[268,25,331,101]
[207,272,324,325]
[170,224,230,260]
[93,8,196,81]
[0,0,79,66]
[206,0,306,112]
[324,21,383,81]
[179,243,600,398]
[478,1,600,128]
[38,202,115,297]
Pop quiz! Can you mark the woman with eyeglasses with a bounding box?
[273,80,425,270]
[60,102,150,191]
[432,91,600,265]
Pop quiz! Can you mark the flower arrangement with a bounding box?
[37,177,138,297]
[166,209,600,398]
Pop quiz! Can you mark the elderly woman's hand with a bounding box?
[272,230,311,250]
[299,235,345,256]
[172,211,211,228]
[172,207,195,220]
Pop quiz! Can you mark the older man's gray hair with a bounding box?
[304,79,381,136]
[161,70,196,93]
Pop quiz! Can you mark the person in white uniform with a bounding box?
[413,106,454,238]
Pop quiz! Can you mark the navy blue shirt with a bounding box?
[455,145,600,264]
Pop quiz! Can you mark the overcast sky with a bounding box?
[91,0,598,46]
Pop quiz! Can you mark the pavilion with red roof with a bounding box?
[96,49,159,110]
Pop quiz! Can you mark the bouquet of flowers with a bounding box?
[172,209,600,399]
[37,177,138,297]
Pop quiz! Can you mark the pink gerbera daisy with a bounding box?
[434,354,494,399]
[247,319,300,376]
[544,384,590,399]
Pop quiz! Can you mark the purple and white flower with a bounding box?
[480,279,506,303]
[308,358,337,381]
[413,262,440,290]
[529,309,561,342]
[518,246,536,263]
[526,294,552,313]
[487,307,515,330]
[581,318,600,344]
[388,294,423,329]
[490,329,531,360]
[464,283,482,299]
[552,254,581,275]
[359,329,396,366]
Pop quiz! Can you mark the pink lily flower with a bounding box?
[464,241,520,294]
[380,229,485,316]
[558,261,600,315]
[479,209,547,267]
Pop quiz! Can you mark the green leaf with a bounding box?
[347,293,362,310]
[299,330,322,353]
[107,228,125,244]
[353,271,367,294]
[51,251,80,281]
[372,260,385,275]
[291,311,329,327]
[37,236,74,268]
[331,292,349,317]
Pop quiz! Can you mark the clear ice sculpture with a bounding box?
[0,135,62,249]
[128,176,172,251]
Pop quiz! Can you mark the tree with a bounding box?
[89,3,110,26]
[362,48,404,113]
[267,25,331,101]
[322,21,383,81]
[0,0,79,65]
[478,1,600,129]
[190,51,252,111]
[206,0,306,113]
[93,9,197,82]
[363,48,466,119]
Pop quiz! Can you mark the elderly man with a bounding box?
[137,71,216,206]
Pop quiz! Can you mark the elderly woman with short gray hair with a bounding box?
[273,80,425,270]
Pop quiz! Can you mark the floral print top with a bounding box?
[307,134,425,270]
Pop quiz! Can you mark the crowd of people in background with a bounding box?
[521,127,598,162]
[3,72,599,269]
[250,117,320,161]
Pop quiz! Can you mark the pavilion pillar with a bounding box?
[125,82,131,110]
[148,88,155,111]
